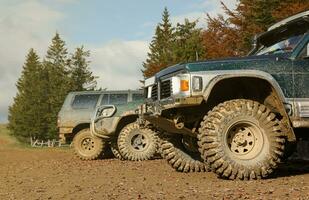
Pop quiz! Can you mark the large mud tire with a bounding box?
[73,128,105,160]
[110,138,124,160]
[160,135,209,172]
[198,99,286,180]
[118,122,158,161]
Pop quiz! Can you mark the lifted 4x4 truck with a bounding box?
[142,11,309,180]
[58,90,159,161]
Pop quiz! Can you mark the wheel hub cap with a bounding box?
[131,131,148,151]
[82,138,95,151]
[227,121,264,159]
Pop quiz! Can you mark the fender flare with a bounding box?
[200,70,296,142]
[201,70,286,103]
[91,111,139,139]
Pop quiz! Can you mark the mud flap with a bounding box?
[289,140,309,161]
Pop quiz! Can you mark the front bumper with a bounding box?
[144,96,204,115]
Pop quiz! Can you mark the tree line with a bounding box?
[8,0,308,142]
[143,0,309,77]
[8,33,95,142]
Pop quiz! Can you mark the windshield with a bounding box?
[256,34,303,55]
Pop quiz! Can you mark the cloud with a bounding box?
[90,40,149,90]
[171,11,206,28]
[201,0,237,18]
[0,0,64,122]
[0,0,148,123]
[54,0,79,3]
[0,0,239,122]
[171,0,237,28]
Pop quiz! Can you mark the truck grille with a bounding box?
[151,84,158,100]
[160,79,171,99]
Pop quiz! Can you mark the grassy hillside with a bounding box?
[0,124,21,148]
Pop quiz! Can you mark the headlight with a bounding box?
[192,76,203,92]
[171,74,190,96]
[180,80,189,91]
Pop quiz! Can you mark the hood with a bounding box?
[155,53,291,79]
[113,100,143,117]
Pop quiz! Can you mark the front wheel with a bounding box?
[73,128,105,160]
[198,99,286,180]
[118,122,158,161]
[160,134,209,172]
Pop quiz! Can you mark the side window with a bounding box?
[100,94,109,105]
[71,94,100,109]
[109,94,128,105]
[132,93,144,101]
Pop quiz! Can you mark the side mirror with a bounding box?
[93,105,117,123]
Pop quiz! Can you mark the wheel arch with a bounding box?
[202,71,286,103]
[72,123,90,137]
[114,114,139,136]
[201,71,295,142]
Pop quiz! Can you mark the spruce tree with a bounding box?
[143,7,175,78]
[69,46,95,91]
[173,19,204,63]
[8,49,49,141]
[44,33,70,139]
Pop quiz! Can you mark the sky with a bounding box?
[0,0,237,122]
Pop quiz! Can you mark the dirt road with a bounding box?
[0,144,308,200]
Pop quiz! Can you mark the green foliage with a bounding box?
[143,8,204,78]
[8,49,49,142]
[143,7,175,78]
[173,19,204,63]
[44,33,71,139]
[69,46,95,91]
[9,33,96,142]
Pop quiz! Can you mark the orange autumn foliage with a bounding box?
[202,1,309,59]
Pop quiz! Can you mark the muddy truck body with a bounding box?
[142,11,309,179]
[58,90,143,143]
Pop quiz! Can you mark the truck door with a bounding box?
[292,34,309,117]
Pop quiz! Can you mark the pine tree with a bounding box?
[8,49,49,142]
[173,19,204,63]
[69,46,95,91]
[143,7,175,78]
[44,33,71,139]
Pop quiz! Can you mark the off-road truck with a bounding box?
[58,90,159,161]
[142,11,309,179]
[58,90,143,143]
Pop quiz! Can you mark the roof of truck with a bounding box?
[68,89,143,95]
[268,10,309,31]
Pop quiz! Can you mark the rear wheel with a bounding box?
[73,128,105,160]
[118,122,158,161]
[160,134,209,172]
[198,99,286,180]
